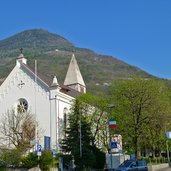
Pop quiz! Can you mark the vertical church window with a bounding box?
[63,107,68,138]
[17,98,28,113]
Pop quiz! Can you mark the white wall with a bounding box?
[0,65,74,150]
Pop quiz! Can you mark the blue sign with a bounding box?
[111,142,117,149]
[130,154,136,160]
[44,136,51,151]
[166,132,171,139]
[52,150,56,158]
[37,144,42,152]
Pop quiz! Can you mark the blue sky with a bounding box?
[0,0,171,79]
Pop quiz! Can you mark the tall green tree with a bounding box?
[108,77,171,158]
[62,99,95,170]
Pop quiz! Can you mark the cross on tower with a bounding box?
[18,80,25,89]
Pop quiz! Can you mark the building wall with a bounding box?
[49,88,74,150]
[0,64,74,150]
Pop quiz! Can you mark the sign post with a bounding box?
[111,134,122,153]
[37,144,42,171]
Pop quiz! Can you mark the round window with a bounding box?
[17,98,28,113]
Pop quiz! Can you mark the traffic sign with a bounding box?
[37,144,42,152]
[52,150,56,158]
[111,142,117,149]
[166,132,171,139]
[37,144,42,156]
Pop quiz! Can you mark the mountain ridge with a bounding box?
[0,29,156,94]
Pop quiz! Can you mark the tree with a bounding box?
[62,99,96,170]
[108,77,171,158]
[0,109,36,150]
[78,93,110,151]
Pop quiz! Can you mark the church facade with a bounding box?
[0,52,86,151]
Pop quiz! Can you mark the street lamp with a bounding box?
[166,138,170,164]
[107,103,115,170]
[166,131,171,165]
[80,108,82,158]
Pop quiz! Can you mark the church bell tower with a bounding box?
[64,53,86,93]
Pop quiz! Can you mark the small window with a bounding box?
[80,86,84,93]
[130,162,137,168]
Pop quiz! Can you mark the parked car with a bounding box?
[115,159,148,171]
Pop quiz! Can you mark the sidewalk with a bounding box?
[155,167,170,171]
[148,163,170,171]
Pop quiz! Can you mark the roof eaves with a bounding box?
[21,63,50,88]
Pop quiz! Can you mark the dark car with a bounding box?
[115,159,148,171]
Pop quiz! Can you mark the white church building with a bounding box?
[0,52,86,151]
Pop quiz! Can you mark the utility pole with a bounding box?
[80,108,82,158]
[107,104,115,170]
[166,131,171,165]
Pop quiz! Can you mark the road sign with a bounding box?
[111,142,117,149]
[52,150,56,158]
[37,144,42,152]
[166,132,171,139]
[37,144,42,156]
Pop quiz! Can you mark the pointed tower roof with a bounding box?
[64,53,85,87]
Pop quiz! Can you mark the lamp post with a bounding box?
[166,138,170,164]
[80,109,82,158]
[166,131,171,165]
[107,104,115,170]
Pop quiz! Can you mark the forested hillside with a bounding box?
[0,29,156,94]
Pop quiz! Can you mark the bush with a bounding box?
[21,152,38,169]
[39,151,53,171]
[0,148,24,167]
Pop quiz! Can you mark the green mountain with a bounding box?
[0,29,156,94]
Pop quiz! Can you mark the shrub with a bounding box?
[21,152,38,169]
[39,151,53,171]
[1,148,24,167]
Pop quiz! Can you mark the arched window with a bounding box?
[63,107,68,138]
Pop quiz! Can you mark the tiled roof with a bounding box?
[22,63,51,87]
[64,53,85,86]
[0,78,5,86]
[60,85,81,97]
[22,63,81,97]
